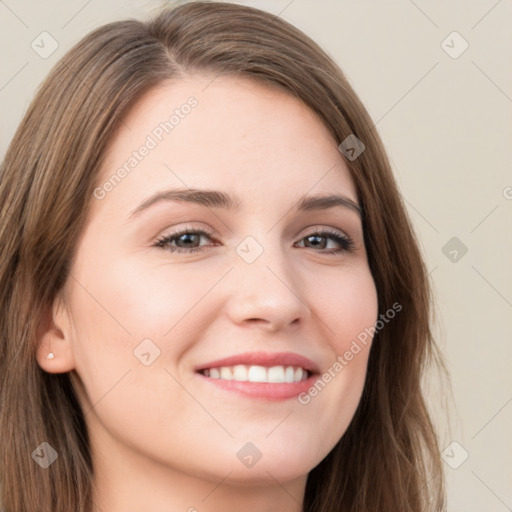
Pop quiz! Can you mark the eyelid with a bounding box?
[154,224,217,247]
[300,224,348,238]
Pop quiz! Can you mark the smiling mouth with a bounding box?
[198,364,311,383]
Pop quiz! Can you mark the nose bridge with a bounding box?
[236,231,292,287]
[225,232,309,328]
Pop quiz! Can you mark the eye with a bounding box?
[154,227,217,254]
[294,228,354,255]
[154,226,354,255]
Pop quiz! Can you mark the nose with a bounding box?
[225,245,311,331]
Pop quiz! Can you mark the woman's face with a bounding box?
[46,75,378,489]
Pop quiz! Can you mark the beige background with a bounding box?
[1,1,511,509]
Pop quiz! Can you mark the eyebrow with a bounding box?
[128,188,362,219]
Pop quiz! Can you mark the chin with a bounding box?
[215,440,326,485]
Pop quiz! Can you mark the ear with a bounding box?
[36,291,76,374]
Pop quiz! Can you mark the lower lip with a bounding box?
[197,372,317,400]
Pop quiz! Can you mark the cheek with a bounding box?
[71,248,214,337]
[67,252,224,380]
[308,263,379,350]
[297,265,377,446]
[65,254,210,438]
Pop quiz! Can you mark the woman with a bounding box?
[0,2,447,511]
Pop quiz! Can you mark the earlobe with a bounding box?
[36,293,76,374]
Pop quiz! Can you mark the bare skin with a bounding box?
[37,74,378,512]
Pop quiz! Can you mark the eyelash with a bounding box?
[154,226,354,255]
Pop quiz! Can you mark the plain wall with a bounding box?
[1,1,511,510]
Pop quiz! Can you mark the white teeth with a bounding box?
[248,365,267,382]
[268,366,285,383]
[220,367,233,380]
[203,365,309,383]
[232,365,248,380]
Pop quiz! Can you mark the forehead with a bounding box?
[96,74,358,213]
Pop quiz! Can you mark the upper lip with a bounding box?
[195,351,321,374]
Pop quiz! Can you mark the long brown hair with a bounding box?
[0,2,447,510]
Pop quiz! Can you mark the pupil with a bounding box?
[308,235,325,249]
[179,234,197,246]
